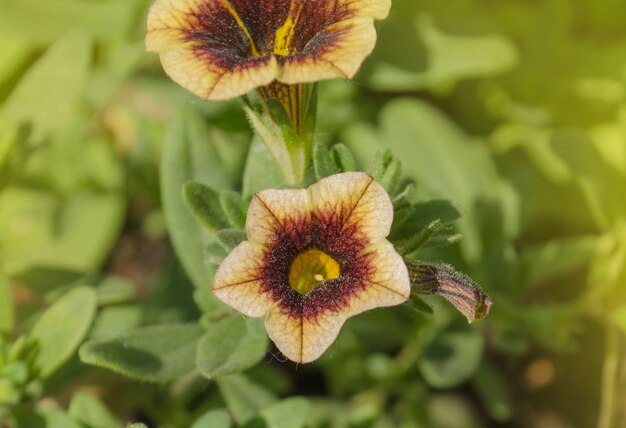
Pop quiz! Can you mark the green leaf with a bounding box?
[196,316,267,379]
[0,270,13,333]
[398,220,443,255]
[418,325,485,388]
[242,136,283,198]
[16,408,82,428]
[366,13,518,91]
[220,191,247,230]
[260,397,311,428]
[29,286,97,377]
[0,30,91,139]
[217,374,276,423]
[95,276,135,306]
[68,392,122,428]
[183,182,230,231]
[89,305,142,340]
[216,229,248,253]
[0,0,133,44]
[313,141,338,180]
[161,108,231,291]
[408,293,434,315]
[191,409,231,428]
[79,324,203,382]
[472,361,512,422]
[330,144,357,173]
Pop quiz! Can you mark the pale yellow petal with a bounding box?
[308,172,393,242]
[356,240,411,302]
[212,241,273,317]
[278,18,377,83]
[246,188,311,246]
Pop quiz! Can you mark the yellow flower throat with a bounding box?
[289,249,341,295]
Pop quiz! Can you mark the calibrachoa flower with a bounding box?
[212,172,410,363]
[145,0,391,100]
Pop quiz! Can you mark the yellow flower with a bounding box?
[212,172,410,363]
[145,0,391,100]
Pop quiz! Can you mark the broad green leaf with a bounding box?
[30,287,97,377]
[366,13,518,91]
[216,229,248,253]
[0,31,91,139]
[191,409,231,428]
[16,408,82,428]
[242,136,283,198]
[418,325,484,388]
[161,108,231,291]
[220,191,247,230]
[184,182,230,231]
[260,397,311,428]
[0,0,133,44]
[68,392,122,428]
[79,324,203,382]
[196,316,267,379]
[89,305,142,340]
[217,374,276,423]
[0,270,13,333]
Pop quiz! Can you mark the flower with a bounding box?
[212,172,410,363]
[145,0,391,100]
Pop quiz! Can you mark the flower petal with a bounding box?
[309,172,393,245]
[345,240,411,301]
[212,241,274,317]
[266,268,407,363]
[278,17,377,83]
[146,0,280,99]
[246,188,311,248]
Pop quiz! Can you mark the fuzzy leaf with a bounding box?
[196,317,267,379]
[216,229,248,253]
[30,287,96,377]
[79,324,203,382]
[184,181,230,231]
[313,141,338,180]
[191,409,231,428]
[217,374,276,423]
[220,191,247,229]
[330,144,357,173]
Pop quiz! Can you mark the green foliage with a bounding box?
[196,317,267,379]
[30,287,97,377]
[79,324,203,382]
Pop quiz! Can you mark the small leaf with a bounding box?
[79,324,203,382]
[184,182,230,231]
[96,276,135,306]
[408,293,434,315]
[220,191,247,229]
[407,261,492,323]
[418,325,484,388]
[260,397,311,428]
[398,219,443,255]
[30,286,97,377]
[331,144,357,172]
[68,392,122,428]
[379,157,402,194]
[472,361,512,422]
[216,229,248,253]
[0,270,13,333]
[196,316,267,379]
[313,141,338,180]
[217,374,276,423]
[191,409,231,428]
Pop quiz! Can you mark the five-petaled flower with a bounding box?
[145,0,391,100]
[212,172,410,363]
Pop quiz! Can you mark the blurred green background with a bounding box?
[0,0,625,427]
